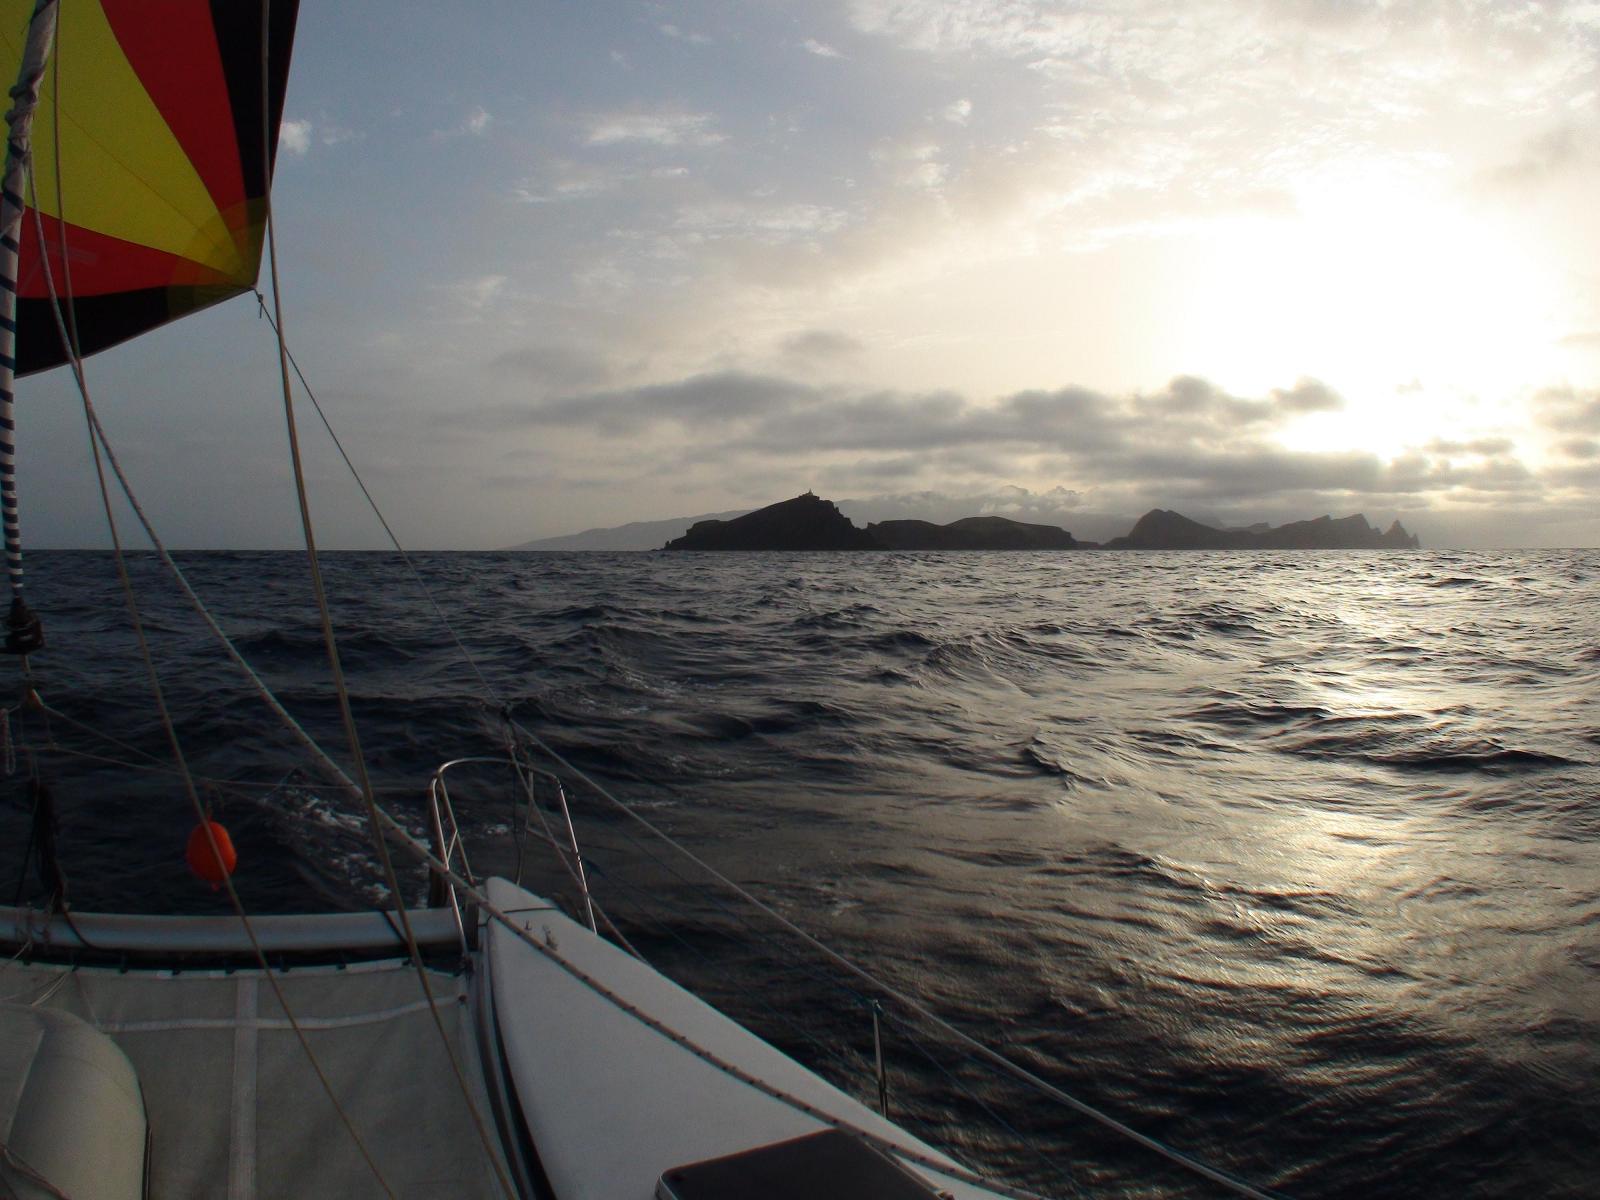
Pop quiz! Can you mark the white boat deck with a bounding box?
[2,881,1020,1200]
[2,953,505,1200]
[483,877,1004,1200]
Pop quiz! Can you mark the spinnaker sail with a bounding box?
[0,0,299,376]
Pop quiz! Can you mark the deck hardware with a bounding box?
[872,999,890,1117]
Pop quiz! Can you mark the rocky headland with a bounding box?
[868,515,1082,550]
[660,493,1420,551]
[663,493,880,550]
[1104,509,1420,550]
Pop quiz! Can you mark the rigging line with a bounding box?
[574,859,873,1088]
[570,833,1005,1153]
[248,288,496,700]
[29,741,306,797]
[515,821,644,959]
[21,14,1248,1196]
[16,35,396,1200]
[39,381,400,1200]
[258,210,516,1198]
[366,812,1054,1200]
[36,701,171,767]
[29,178,204,825]
[253,14,513,1199]
[44,16,79,362]
[520,766,595,909]
[29,213,378,836]
[880,1009,1081,1197]
[56,396,380,831]
[503,719,1291,1200]
[248,289,553,849]
[29,702,311,790]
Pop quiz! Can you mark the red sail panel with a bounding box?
[99,0,245,223]
[18,214,233,299]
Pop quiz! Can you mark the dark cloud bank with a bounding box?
[487,371,1600,548]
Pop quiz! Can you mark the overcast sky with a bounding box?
[21,0,1600,548]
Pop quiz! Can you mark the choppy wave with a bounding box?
[4,546,1597,1199]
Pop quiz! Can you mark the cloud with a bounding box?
[280,119,312,156]
[586,111,725,148]
[943,98,973,125]
[475,371,818,434]
[781,329,866,361]
[674,199,849,243]
[460,364,1593,541]
[873,141,950,192]
[660,24,711,44]
[508,159,696,204]
[803,38,843,58]
[445,274,507,312]
[433,106,493,140]
[1270,379,1344,415]
[844,0,1600,226]
[1479,122,1593,191]
[844,483,1085,521]
[489,344,613,392]
[500,373,1338,465]
[1424,437,1516,456]
[1535,386,1600,433]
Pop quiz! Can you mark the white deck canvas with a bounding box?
[2,955,505,1200]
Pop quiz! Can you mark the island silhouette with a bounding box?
[661,493,1419,551]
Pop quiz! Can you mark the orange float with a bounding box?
[185,821,238,889]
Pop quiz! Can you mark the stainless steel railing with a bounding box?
[425,754,598,937]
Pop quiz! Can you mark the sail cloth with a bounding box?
[0,0,299,376]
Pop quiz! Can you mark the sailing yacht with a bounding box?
[0,5,1283,1199]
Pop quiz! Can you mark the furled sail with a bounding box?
[0,0,299,376]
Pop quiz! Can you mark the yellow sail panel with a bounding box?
[24,1,245,280]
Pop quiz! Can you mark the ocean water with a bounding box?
[3,548,1596,1198]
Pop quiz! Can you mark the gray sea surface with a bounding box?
[5,548,1596,1198]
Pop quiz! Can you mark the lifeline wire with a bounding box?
[43,309,1287,1199]
[243,307,1292,1199]
[505,717,1293,1200]
[239,283,1291,1196]
[252,8,515,1194]
[21,21,401,1200]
